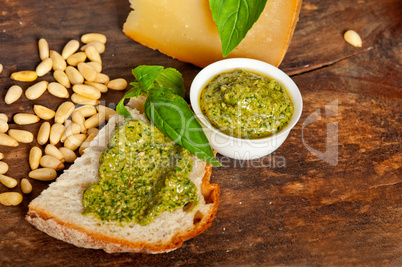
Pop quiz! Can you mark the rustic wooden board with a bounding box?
[0,0,401,266]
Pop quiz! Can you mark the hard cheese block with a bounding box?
[123,0,302,68]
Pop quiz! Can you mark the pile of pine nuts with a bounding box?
[0,33,127,206]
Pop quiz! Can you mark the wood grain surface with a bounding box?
[0,0,401,266]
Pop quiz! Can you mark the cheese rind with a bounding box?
[123,0,302,68]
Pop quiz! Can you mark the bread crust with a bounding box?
[26,163,219,254]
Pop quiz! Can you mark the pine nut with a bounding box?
[38,38,49,60]
[74,105,97,117]
[0,153,4,160]
[58,147,77,163]
[0,161,9,174]
[97,105,117,120]
[25,80,48,100]
[72,111,86,133]
[64,134,87,151]
[64,119,72,128]
[344,30,362,47]
[49,123,65,145]
[81,41,105,54]
[71,93,99,105]
[79,133,97,155]
[54,101,75,124]
[62,39,80,59]
[81,33,107,44]
[0,192,23,206]
[0,174,18,188]
[87,127,99,136]
[0,133,18,147]
[29,146,42,170]
[33,105,56,120]
[85,46,102,64]
[37,121,51,145]
[66,66,84,84]
[77,62,97,81]
[107,78,128,91]
[0,63,3,74]
[84,113,105,129]
[93,73,109,84]
[0,120,8,133]
[45,144,65,162]
[61,123,81,142]
[85,81,108,93]
[13,113,40,125]
[48,82,69,98]
[5,85,23,104]
[72,84,101,99]
[35,58,53,77]
[11,71,37,82]
[2,114,11,123]
[0,114,7,122]
[50,50,67,71]
[29,168,57,181]
[86,61,102,73]
[40,155,64,170]
[8,129,33,143]
[53,70,71,88]
[67,52,87,66]
[21,178,32,194]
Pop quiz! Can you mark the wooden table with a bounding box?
[1,0,401,265]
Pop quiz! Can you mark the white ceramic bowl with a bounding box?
[190,58,303,160]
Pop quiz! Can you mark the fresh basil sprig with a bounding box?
[209,0,268,57]
[117,65,221,167]
[116,65,185,117]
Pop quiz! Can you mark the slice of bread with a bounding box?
[26,98,220,253]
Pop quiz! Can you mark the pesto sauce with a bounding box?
[82,119,198,226]
[200,70,294,139]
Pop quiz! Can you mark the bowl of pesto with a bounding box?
[190,58,302,160]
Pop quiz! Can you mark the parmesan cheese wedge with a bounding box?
[123,0,302,68]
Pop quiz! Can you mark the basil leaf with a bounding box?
[116,66,163,118]
[132,65,163,90]
[117,66,186,118]
[133,66,185,97]
[145,89,221,167]
[153,68,185,98]
[209,0,268,57]
[115,83,143,118]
